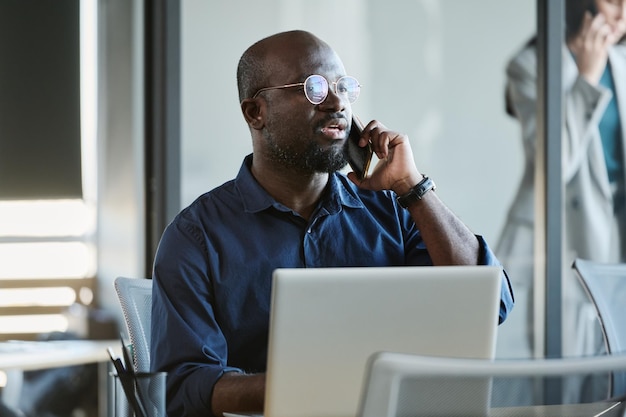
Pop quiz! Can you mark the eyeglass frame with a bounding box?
[251,74,361,105]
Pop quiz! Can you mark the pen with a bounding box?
[108,347,148,417]
[120,334,135,374]
[120,334,151,415]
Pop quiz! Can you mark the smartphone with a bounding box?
[587,2,598,16]
[345,116,373,180]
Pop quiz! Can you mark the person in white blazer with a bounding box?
[496,0,626,371]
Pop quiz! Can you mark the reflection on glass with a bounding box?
[495,0,626,405]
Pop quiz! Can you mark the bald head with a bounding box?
[236,30,341,103]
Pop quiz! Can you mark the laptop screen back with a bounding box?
[264,265,502,417]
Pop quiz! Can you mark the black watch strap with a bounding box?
[396,176,436,208]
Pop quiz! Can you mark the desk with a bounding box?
[0,339,118,370]
[228,402,625,417]
[0,339,119,417]
[490,401,624,416]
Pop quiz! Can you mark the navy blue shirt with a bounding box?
[151,154,514,417]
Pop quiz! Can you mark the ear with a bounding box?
[241,98,265,130]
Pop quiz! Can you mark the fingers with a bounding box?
[584,13,614,49]
[361,120,407,160]
[572,12,613,84]
[615,19,626,40]
[578,11,594,41]
[353,120,422,193]
[596,20,615,48]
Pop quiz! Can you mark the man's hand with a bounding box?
[212,372,265,417]
[346,119,480,266]
[346,120,422,196]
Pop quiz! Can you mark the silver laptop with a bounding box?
[260,265,503,417]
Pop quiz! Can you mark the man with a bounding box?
[151,30,514,417]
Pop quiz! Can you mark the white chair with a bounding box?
[573,258,626,395]
[0,370,23,413]
[114,277,153,373]
[357,351,626,417]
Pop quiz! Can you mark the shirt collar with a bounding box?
[235,154,364,215]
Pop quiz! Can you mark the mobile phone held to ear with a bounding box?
[345,116,373,180]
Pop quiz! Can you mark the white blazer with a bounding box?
[497,41,626,268]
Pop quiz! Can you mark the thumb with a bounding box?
[346,171,374,190]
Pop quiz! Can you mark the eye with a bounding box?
[304,76,328,103]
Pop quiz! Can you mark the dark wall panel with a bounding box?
[0,0,82,200]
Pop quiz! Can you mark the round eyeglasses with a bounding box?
[251,74,361,105]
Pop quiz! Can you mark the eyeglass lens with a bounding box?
[304,75,360,105]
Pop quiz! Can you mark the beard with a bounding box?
[263,130,348,175]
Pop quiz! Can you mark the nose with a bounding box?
[318,86,346,112]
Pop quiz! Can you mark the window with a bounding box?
[0,0,98,342]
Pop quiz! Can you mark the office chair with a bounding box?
[114,277,153,372]
[357,351,626,417]
[0,371,23,413]
[573,258,626,395]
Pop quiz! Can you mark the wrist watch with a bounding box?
[396,176,436,209]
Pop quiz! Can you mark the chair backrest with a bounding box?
[573,258,626,395]
[357,351,626,417]
[114,277,153,372]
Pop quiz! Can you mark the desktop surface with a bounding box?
[489,401,624,417]
[0,339,118,371]
[225,401,624,417]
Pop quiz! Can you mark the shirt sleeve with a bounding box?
[477,235,515,324]
[151,217,242,417]
[399,200,514,324]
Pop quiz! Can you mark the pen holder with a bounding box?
[109,371,167,417]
